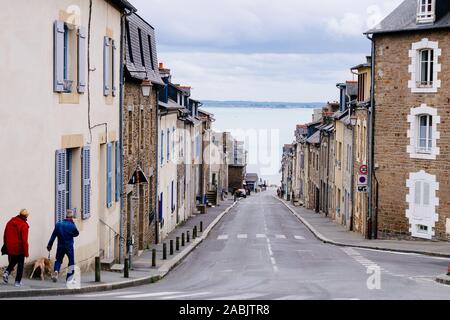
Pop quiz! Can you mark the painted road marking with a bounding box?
[276,235,286,239]
[217,235,228,240]
[118,291,182,299]
[160,292,211,300]
[83,291,141,298]
[256,234,267,238]
[237,234,248,239]
[294,236,305,240]
[209,293,265,300]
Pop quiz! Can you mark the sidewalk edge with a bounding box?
[275,196,450,259]
[0,201,238,299]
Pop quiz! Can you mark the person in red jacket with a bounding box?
[2,209,30,287]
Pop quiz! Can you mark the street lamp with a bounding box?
[350,116,357,127]
[141,78,152,97]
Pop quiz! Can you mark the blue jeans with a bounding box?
[54,246,75,280]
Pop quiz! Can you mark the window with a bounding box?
[167,129,170,162]
[128,110,133,155]
[407,104,440,160]
[419,49,434,87]
[357,73,367,102]
[172,127,176,159]
[417,0,435,23]
[126,20,133,63]
[54,21,87,93]
[140,107,144,150]
[408,39,441,93]
[161,130,164,165]
[138,28,145,67]
[147,35,155,70]
[406,170,438,240]
[418,115,432,153]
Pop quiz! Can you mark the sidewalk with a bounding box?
[0,199,237,298]
[276,196,450,258]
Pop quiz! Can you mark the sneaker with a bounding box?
[2,271,9,284]
[52,271,59,283]
[14,282,22,288]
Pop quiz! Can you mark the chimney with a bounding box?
[159,62,171,82]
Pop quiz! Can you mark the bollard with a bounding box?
[152,249,156,267]
[124,258,129,278]
[193,226,197,239]
[170,240,174,255]
[181,233,185,247]
[176,237,180,251]
[163,243,167,260]
[187,231,190,243]
[200,221,203,233]
[95,256,101,282]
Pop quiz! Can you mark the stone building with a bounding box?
[350,57,371,237]
[122,12,163,258]
[306,124,321,212]
[367,0,450,241]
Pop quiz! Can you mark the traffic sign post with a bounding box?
[357,173,368,193]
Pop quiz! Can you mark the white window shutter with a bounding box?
[55,149,67,223]
[82,146,91,219]
[77,26,87,93]
[112,40,117,97]
[54,21,65,92]
[103,37,110,96]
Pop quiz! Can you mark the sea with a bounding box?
[202,102,321,186]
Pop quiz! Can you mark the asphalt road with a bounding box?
[28,191,450,300]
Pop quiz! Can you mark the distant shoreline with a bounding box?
[201,101,325,109]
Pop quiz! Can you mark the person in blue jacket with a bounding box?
[47,209,79,283]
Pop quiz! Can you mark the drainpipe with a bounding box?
[119,8,136,264]
[155,92,160,244]
[366,33,376,240]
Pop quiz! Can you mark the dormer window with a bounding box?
[417,0,435,24]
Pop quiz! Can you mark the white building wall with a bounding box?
[0,0,122,270]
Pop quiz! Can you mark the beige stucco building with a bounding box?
[0,0,134,271]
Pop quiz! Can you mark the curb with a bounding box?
[0,201,238,299]
[275,196,450,259]
[435,275,450,285]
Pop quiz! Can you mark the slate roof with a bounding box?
[366,0,450,34]
[306,130,321,145]
[125,13,164,86]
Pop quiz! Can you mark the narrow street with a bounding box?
[28,191,450,300]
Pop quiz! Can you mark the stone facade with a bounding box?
[373,30,450,241]
[122,81,158,255]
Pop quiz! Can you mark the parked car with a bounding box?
[235,189,247,198]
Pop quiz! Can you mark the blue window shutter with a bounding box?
[115,141,121,202]
[167,129,170,161]
[103,37,110,96]
[77,26,87,93]
[161,130,164,164]
[171,181,174,211]
[82,146,91,219]
[107,143,113,208]
[54,21,65,92]
[67,149,72,210]
[159,192,163,225]
[112,40,117,97]
[55,149,66,223]
[173,127,175,157]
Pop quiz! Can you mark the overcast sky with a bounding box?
[131,0,403,102]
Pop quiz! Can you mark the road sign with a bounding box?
[357,174,368,187]
[359,165,368,175]
[358,186,368,193]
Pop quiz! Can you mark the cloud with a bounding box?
[129,0,403,101]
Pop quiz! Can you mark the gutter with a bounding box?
[366,33,376,240]
[119,7,137,263]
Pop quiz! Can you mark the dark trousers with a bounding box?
[54,246,75,280]
[6,254,25,283]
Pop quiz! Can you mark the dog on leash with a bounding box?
[29,257,52,281]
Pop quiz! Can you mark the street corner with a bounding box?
[435,274,450,286]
